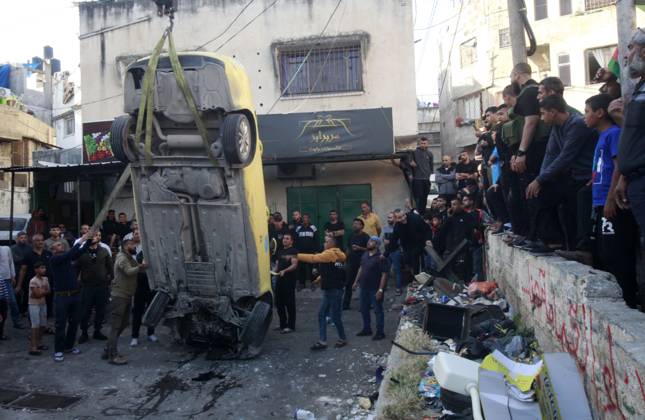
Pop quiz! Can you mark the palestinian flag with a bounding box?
[607,47,620,79]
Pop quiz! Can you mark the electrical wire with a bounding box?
[195,0,257,50]
[213,0,279,52]
[415,0,439,76]
[437,0,465,102]
[266,0,344,114]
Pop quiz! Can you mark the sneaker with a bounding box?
[356,330,373,337]
[78,332,89,344]
[372,333,386,341]
[147,334,158,343]
[64,347,81,355]
[554,250,593,266]
[93,331,108,341]
[522,241,554,255]
[53,352,64,362]
[109,355,128,365]
[281,328,293,334]
[130,338,139,347]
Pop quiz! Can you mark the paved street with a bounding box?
[0,290,400,419]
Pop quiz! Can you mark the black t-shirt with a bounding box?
[269,223,290,257]
[21,249,52,288]
[455,161,479,189]
[440,211,476,253]
[347,231,370,265]
[323,220,345,248]
[514,80,540,118]
[275,247,298,283]
[114,222,131,239]
[101,219,118,243]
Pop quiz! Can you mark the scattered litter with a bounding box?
[317,374,326,378]
[294,408,315,420]
[357,397,371,410]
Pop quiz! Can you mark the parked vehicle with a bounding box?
[0,214,32,245]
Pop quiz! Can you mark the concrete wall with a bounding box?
[0,189,30,216]
[487,234,645,419]
[264,160,409,218]
[78,0,417,139]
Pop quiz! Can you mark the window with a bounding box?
[499,28,511,48]
[585,45,616,84]
[535,0,548,20]
[459,38,477,67]
[64,115,75,136]
[585,0,616,11]
[558,54,571,86]
[278,43,363,96]
[560,0,572,15]
[11,141,28,167]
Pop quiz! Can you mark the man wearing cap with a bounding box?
[353,236,389,340]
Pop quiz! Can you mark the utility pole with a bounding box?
[507,0,527,65]
[616,0,636,100]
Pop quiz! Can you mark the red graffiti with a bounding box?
[635,370,645,402]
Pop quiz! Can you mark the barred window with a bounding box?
[535,0,548,20]
[585,0,615,11]
[278,43,363,96]
[499,29,511,48]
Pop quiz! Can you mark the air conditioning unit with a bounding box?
[276,163,316,180]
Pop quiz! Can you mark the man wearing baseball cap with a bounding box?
[352,236,389,340]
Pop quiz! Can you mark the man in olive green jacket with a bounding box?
[104,239,148,365]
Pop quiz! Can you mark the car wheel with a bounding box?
[239,300,272,355]
[110,115,137,163]
[222,113,256,166]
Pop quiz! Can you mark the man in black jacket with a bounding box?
[525,95,598,252]
[77,231,112,344]
[386,210,428,275]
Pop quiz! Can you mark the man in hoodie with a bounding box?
[295,235,347,351]
[353,237,389,340]
[104,239,148,365]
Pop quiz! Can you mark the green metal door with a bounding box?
[286,184,371,250]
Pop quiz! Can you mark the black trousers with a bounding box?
[486,186,509,223]
[80,284,109,334]
[576,185,594,252]
[402,247,422,275]
[595,207,639,308]
[0,299,7,337]
[412,179,431,212]
[54,295,81,353]
[132,274,155,338]
[527,177,587,249]
[297,261,314,288]
[275,277,296,330]
[343,261,360,309]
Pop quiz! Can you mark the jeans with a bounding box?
[54,294,81,353]
[388,250,402,289]
[471,245,484,281]
[412,179,431,213]
[2,279,21,326]
[80,284,108,334]
[628,174,645,244]
[318,289,345,343]
[359,288,384,335]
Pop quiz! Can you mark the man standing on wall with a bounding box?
[410,137,434,213]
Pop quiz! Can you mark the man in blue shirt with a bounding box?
[353,237,389,341]
[586,94,639,308]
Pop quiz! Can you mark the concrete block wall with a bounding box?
[487,234,645,419]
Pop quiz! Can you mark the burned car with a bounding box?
[109,52,272,358]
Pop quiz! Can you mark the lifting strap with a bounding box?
[135,28,216,165]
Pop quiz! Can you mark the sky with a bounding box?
[4,0,444,98]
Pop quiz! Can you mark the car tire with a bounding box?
[221,113,256,166]
[239,300,272,351]
[110,115,133,163]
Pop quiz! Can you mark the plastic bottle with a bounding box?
[294,409,315,420]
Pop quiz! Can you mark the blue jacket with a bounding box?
[50,241,90,292]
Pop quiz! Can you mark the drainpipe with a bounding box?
[9,172,15,244]
[76,176,81,234]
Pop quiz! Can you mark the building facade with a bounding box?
[52,70,83,149]
[437,0,645,157]
[78,0,419,231]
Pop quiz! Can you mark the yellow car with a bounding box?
[110,52,272,358]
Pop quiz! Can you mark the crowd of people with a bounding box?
[0,210,153,364]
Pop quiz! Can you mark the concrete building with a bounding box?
[0,104,57,215]
[77,0,419,234]
[52,70,83,149]
[436,0,645,157]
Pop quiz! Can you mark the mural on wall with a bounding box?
[82,121,115,163]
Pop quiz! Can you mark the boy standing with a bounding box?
[28,261,50,355]
[585,94,640,308]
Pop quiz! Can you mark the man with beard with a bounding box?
[435,156,457,203]
[353,237,389,340]
[323,210,345,250]
[382,212,403,295]
[289,211,303,233]
[295,213,318,290]
[438,199,477,283]
[273,233,298,333]
[385,210,428,275]
[409,137,434,213]
[268,212,290,260]
[455,151,479,196]
[613,28,645,243]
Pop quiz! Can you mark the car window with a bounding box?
[0,218,27,230]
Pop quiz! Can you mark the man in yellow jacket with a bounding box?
[295,235,348,350]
